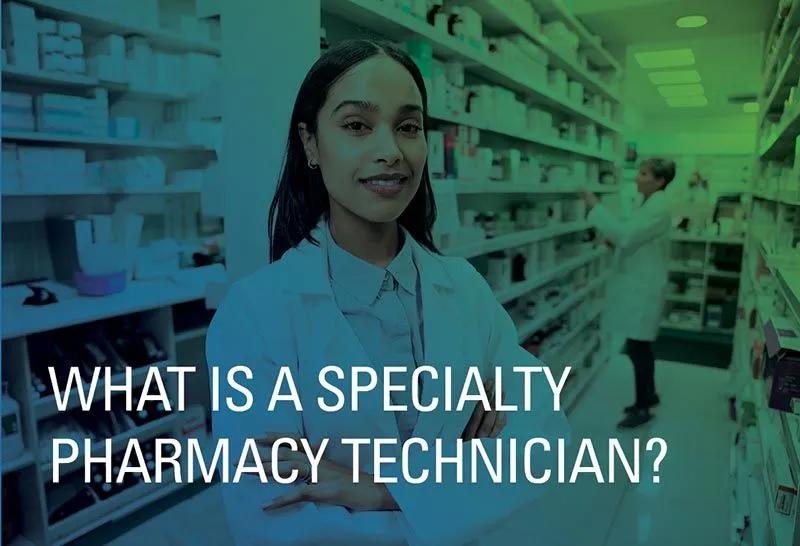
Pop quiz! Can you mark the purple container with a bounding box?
[73,270,127,296]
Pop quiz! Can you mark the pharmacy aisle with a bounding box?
[2,1,796,546]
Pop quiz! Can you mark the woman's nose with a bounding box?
[372,126,403,165]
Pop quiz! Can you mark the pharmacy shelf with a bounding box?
[2,65,98,88]
[760,47,800,126]
[748,475,769,546]
[2,273,222,340]
[2,130,213,152]
[660,321,734,336]
[668,264,741,279]
[754,411,797,546]
[665,293,704,305]
[761,0,800,104]
[444,220,591,259]
[33,361,173,421]
[41,413,182,479]
[174,326,208,344]
[670,233,745,245]
[464,0,621,102]
[2,65,194,101]
[538,305,602,365]
[776,267,800,327]
[433,179,619,195]
[2,184,202,197]
[429,109,621,160]
[527,0,622,72]
[494,247,606,304]
[322,0,622,132]
[49,470,183,546]
[515,272,609,341]
[751,190,800,207]
[759,102,800,159]
[21,0,221,55]
[2,451,36,475]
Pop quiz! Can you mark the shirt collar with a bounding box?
[324,221,418,306]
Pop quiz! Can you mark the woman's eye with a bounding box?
[398,123,422,136]
[343,121,369,133]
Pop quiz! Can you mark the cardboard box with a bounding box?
[3,2,39,69]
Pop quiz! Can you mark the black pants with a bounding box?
[625,339,656,407]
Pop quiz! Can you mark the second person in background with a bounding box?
[580,158,675,429]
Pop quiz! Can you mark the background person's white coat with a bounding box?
[206,225,570,546]
[588,191,671,342]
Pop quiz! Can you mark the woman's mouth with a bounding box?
[359,175,409,196]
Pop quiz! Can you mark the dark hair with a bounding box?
[641,157,676,188]
[267,39,439,262]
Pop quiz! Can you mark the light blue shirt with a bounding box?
[323,222,423,441]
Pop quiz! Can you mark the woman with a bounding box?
[581,158,675,430]
[206,40,568,546]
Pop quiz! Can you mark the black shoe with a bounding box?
[624,394,660,414]
[617,409,653,429]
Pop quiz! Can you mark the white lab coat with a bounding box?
[587,191,671,342]
[206,224,569,546]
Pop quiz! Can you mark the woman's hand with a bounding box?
[579,188,599,211]
[256,434,400,512]
[461,379,508,440]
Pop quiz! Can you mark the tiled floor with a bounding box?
[100,354,734,546]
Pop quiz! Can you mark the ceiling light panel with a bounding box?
[743,102,760,113]
[648,70,702,85]
[657,84,706,98]
[676,15,708,28]
[666,96,709,108]
[635,48,696,69]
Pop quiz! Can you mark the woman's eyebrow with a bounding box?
[330,101,424,116]
[397,104,423,115]
[330,100,378,116]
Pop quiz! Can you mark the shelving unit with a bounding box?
[662,233,744,337]
[322,0,621,131]
[3,130,214,152]
[433,179,618,195]
[465,0,621,102]
[494,247,606,304]
[515,273,609,341]
[430,108,618,161]
[730,11,800,536]
[1,1,223,544]
[443,221,591,258]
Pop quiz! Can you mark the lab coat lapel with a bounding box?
[410,244,463,441]
[283,226,400,439]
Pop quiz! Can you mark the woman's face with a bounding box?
[300,55,427,225]
[636,163,664,197]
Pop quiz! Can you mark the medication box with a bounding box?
[764,317,800,414]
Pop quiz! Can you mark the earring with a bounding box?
[308,159,318,170]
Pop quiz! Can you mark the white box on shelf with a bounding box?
[63,38,84,57]
[36,18,57,35]
[57,21,82,39]
[2,91,33,110]
[2,111,35,131]
[3,2,39,70]
[428,130,445,178]
[88,54,127,83]
[38,33,65,53]
[90,34,126,60]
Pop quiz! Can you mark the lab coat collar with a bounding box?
[281,219,453,295]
